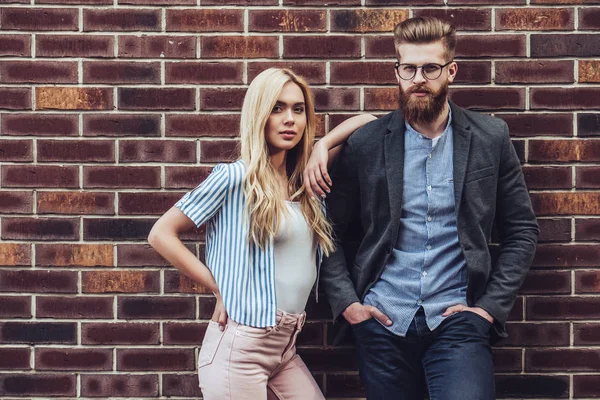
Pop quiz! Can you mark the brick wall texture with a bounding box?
[0,0,599,398]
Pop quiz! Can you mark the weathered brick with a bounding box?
[119,88,195,111]
[0,296,31,318]
[1,218,79,241]
[84,9,160,31]
[200,140,239,163]
[202,36,278,59]
[164,270,210,294]
[456,34,526,58]
[533,0,599,3]
[119,192,184,215]
[163,322,206,345]
[249,10,326,32]
[36,243,113,267]
[520,270,571,294]
[36,296,113,319]
[330,61,395,85]
[576,166,600,189]
[495,375,569,399]
[2,114,78,137]
[365,35,395,58]
[118,296,195,319]
[2,165,78,188]
[119,140,195,163]
[0,88,31,110]
[1,8,78,31]
[162,374,202,397]
[527,349,600,372]
[531,34,600,57]
[313,88,360,112]
[497,322,570,347]
[536,191,600,215]
[537,218,572,243]
[497,113,573,137]
[299,348,359,372]
[522,166,572,190]
[166,114,239,138]
[497,8,573,30]
[83,166,160,188]
[0,270,77,293]
[414,8,491,31]
[0,61,77,84]
[0,322,75,344]
[117,243,193,267]
[450,88,525,111]
[496,60,573,84]
[166,9,243,32]
[36,87,113,110]
[284,36,360,58]
[37,139,114,163]
[532,88,600,110]
[364,87,396,111]
[0,244,30,267]
[326,375,364,398]
[454,61,492,84]
[83,113,161,137]
[286,0,358,4]
[165,61,243,84]
[82,270,160,293]
[508,296,524,321]
[575,271,600,294]
[120,0,194,3]
[528,296,600,320]
[574,323,600,345]
[36,34,113,57]
[331,9,407,33]
[529,140,600,162]
[37,0,112,4]
[200,88,245,111]
[576,219,600,241]
[579,60,600,83]
[493,349,522,372]
[37,192,114,215]
[580,8,600,30]
[0,139,32,162]
[118,348,194,371]
[165,166,212,189]
[82,322,159,345]
[533,244,600,267]
[574,375,600,398]
[0,34,31,57]
[578,113,600,137]
[118,35,196,59]
[448,0,523,4]
[0,373,76,397]
[83,61,160,84]
[36,348,112,371]
[0,349,30,370]
[81,374,159,397]
[248,61,326,85]
[83,218,156,241]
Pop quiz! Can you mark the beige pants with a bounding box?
[198,310,325,400]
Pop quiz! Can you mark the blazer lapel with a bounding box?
[450,101,472,216]
[384,111,406,238]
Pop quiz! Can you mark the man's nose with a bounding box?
[412,68,427,84]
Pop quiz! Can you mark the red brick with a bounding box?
[0,34,31,57]
[2,217,79,241]
[83,166,160,189]
[534,0,599,3]
[0,191,32,214]
[37,192,114,215]
[36,348,112,371]
[83,218,157,241]
[576,219,600,241]
[579,60,600,83]
[508,297,524,321]
[118,296,195,319]
[330,61,395,85]
[493,348,521,372]
[200,88,245,111]
[0,243,31,267]
[312,88,360,111]
[578,113,600,137]
[0,139,32,162]
[118,35,196,59]
[0,374,76,397]
[165,166,211,189]
[495,60,573,84]
[166,114,239,138]
[331,9,407,33]
[537,218,571,242]
[84,9,160,31]
[454,61,492,84]
[249,10,326,32]
[119,88,195,111]
[119,192,184,215]
[82,323,159,345]
[83,61,160,84]
[497,8,573,30]
[497,322,570,347]
[119,140,195,163]
[36,243,113,267]
[2,165,79,188]
[576,166,600,189]
[36,296,113,318]
[2,114,78,137]
[529,140,600,162]
[531,34,600,57]
[456,34,526,58]
[527,349,600,372]
[533,244,600,266]
[522,166,572,190]
[448,0,523,4]
[248,61,326,85]
[532,87,600,110]
[36,87,113,110]
[164,270,210,294]
[36,34,113,57]
[82,270,160,293]
[83,114,161,137]
[0,296,31,318]
[575,271,600,294]
[574,375,600,398]
[534,191,600,215]
[1,8,78,31]
[206,0,276,3]
[0,270,77,293]
[450,88,525,111]
[117,349,195,371]
[528,296,600,320]
[37,139,114,163]
[284,36,360,58]
[0,322,76,344]
[163,322,207,345]
[497,113,573,137]
[165,61,243,84]
[200,140,239,163]
[0,88,31,110]
[166,9,243,32]
[497,376,569,399]
[81,374,159,398]
[202,36,278,59]
[162,374,202,397]
[0,348,30,370]
[286,0,359,4]
[120,0,194,3]
[37,0,112,3]
[414,8,491,31]
[579,7,600,30]
[0,61,77,84]
[365,35,395,58]
[520,270,571,294]
[117,243,196,267]
[364,88,396,111]
[574,323,600,345]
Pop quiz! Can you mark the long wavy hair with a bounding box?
[240,68,334,255]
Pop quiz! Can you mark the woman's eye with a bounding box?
[272,106,282,113]
[294,107,304,113]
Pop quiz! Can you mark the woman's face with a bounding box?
[264,81,307,156]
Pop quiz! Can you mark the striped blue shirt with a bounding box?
[175,160,322,328]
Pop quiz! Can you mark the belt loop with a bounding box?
[297,312,306,330]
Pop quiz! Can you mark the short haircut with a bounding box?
[393,17,457,62]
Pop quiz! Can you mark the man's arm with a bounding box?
[474,122,539,324]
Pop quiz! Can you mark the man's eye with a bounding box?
[423,64,440,73]
[402,65,417,73]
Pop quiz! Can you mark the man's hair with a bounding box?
[393,17,457,62]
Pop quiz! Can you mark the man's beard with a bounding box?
[398,81,448,126]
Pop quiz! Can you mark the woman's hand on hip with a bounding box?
[211,294,228,331]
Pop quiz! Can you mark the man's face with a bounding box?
[395,40,457,125]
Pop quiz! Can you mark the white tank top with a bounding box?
[273,201,317,314]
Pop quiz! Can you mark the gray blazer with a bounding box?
[321,102,539,344]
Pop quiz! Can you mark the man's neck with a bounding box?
[409,102,450,139]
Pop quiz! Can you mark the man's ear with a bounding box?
[447,61,458,83]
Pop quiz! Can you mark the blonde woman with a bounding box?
[148,68,374,400]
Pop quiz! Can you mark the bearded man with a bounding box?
[319,17,539,399]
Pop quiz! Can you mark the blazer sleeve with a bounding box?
[175,163,230,227]
[475,123,539,324]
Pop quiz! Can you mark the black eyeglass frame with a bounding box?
[394,60,454,81]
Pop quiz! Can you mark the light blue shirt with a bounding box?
[364,109,469,336]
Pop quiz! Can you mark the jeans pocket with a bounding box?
[351,317,375,330]
[198,321,226,369]
[464,311,492,333]
[235,323,273,339]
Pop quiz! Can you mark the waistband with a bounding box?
[276,310,306,330]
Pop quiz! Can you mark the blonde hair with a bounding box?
[393,17,457,62]
[240,68,334,255]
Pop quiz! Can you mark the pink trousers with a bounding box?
[198,311,325,400]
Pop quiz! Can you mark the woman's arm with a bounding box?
[304,113,377,198]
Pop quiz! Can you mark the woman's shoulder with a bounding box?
[211,160,245,189]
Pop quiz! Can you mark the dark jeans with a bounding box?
[352,308,495,400]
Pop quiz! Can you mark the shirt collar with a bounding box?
[404,103,453,141]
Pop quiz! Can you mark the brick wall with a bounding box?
[0,0,599,398]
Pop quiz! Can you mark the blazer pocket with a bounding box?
[198,321,226,369]
[465,166,495,184]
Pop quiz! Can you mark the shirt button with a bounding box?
[427,185,432,191]
[428,153,432,159]
[427,216,432,222]
[422,271,428,277]
[417,299,423,305]
[426,245,432,250]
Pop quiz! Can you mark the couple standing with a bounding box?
[150,16,539,400]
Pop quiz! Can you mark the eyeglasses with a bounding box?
[394,61,453,81]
